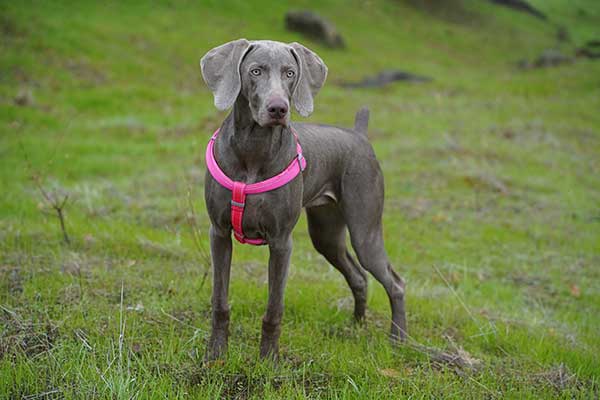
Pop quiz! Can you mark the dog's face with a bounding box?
[239,42,298,127]
[200,39,328,127]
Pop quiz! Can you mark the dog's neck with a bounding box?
[217,95,295,177]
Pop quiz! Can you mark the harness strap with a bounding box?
[205,128,306,246]
[230,182,247,243]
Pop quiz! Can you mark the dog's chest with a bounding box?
[206,176,303,238]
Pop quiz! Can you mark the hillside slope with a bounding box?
[1,1,599,398]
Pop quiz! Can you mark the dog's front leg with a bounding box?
[260,235,292,359]
[205,225,233,361]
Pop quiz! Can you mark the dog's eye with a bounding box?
[250,68,262,76]
[286,70,295,78]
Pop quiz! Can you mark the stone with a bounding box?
[341,69,432,88]
[285,10,345,49]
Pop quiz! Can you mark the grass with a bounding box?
[1,0,599,398]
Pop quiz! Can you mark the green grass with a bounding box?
[1,0,599,398]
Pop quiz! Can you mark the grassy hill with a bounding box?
[1,0,599,398]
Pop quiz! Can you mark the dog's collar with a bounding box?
[205,127,307,245]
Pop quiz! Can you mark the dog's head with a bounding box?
[200,39,327,127]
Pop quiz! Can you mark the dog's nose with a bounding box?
[267,100,288,120]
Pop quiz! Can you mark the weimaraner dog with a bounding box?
[200,39,406,360]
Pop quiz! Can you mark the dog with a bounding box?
[200,39,406,360]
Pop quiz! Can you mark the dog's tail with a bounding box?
[354,107,369,137]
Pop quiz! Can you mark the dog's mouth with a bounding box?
[265,118,288,127]
[260,117,289,128]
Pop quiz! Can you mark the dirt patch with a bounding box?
[428,346,481,375]
[221,373,252,399]
[13,87,34,107]
[0,306,58,359]
[409,340,482,376]
[0,15,28,39]
[177,363,332,399]
[508,272,559,306]
[64,58,107,86]
[533,363,585,394]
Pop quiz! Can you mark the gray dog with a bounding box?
[200,39,406,360]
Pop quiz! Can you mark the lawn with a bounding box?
[1,0,599,398]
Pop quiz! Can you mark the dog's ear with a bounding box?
[200,39,252,111]
[289,42,328,117]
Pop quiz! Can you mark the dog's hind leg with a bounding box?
[341,164,407,342]
[307,204,368,320]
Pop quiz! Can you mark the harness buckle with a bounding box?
[231,200,245,208]
[297,153,305,172]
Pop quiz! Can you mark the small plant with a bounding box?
[20,142,72,245]
[33,176,72,245]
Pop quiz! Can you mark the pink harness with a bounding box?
[205,128,307,245]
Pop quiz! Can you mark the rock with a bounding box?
[516,58,530,69]
[556,26,570,43]
[533,49,572,68]
[489,0,547,20]
[285,10,345,49]
[14,88,34,106]
[576,40,600,60]
[341,69,432,88]
[519,49,573,69]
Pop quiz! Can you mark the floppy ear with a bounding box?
[200,39,252,111]
[289,42,328,117]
